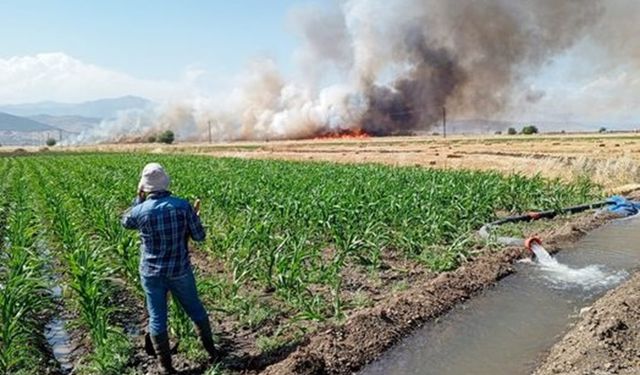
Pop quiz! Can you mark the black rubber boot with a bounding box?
[150,333,176,374]
[195,318,219,361]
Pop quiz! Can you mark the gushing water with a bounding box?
[530,243,627,291]
[530,243,555,264]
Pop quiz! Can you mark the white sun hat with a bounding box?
[138,162,171,193]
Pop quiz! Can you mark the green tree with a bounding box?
[507,127,517,135]
[521,125,539,135]
[158,130,175,144]
[46,138,57,146]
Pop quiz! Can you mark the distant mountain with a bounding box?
[30,114,102,134]
[0,112,60,132]
[0,95,152,119]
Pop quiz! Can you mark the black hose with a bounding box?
[487,201,609,227]
[479,200,610,246]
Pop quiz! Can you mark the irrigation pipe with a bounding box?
[478,201,610,247]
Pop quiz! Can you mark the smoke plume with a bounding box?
[78,0,639,143]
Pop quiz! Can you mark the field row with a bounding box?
[0,154,600,374]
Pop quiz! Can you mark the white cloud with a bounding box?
[526,69,640,124]
[0,52,194,104]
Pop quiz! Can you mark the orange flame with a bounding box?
[314,128,370,140]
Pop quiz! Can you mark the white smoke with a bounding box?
[73,0,640,144]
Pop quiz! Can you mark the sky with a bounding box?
[0,0,308,103]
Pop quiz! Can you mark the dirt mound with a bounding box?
[261,214,608,375]
[534,272,640,375]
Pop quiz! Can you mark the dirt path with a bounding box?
[534,271,640,375]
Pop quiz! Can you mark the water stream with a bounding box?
[45,318,73,372]
[44,284,74,373]
[361,217,640,375]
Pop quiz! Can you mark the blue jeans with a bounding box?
[141,269,209,336]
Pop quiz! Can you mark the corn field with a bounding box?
[0,153,600,374]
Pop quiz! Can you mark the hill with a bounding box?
[0,95,152,119]
[0,112,59,132]
[30,114,101,134]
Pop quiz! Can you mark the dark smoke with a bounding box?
[362,27,466,135]
[356,0,603,135]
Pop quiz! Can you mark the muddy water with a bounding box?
[361,218,640,375]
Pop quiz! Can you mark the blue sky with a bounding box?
[0,0,303,81]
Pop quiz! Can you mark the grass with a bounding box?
[492,214,589,240]
[349,290,374,309]
[255,324,304,355]
[391,280,410,293]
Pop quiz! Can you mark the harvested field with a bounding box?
[11,132,638,189]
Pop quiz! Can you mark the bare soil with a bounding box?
[533,272,640,375]
[128,244,437,374]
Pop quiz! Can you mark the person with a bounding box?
[122,162,217,374]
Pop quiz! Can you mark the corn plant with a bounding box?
[0,161,52,374]
[19,153,601,332]
[24,160,132,375]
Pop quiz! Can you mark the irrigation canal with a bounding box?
[360,217,640,375]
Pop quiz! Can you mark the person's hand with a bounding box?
[194,198,201,217]
[138,189,146,202]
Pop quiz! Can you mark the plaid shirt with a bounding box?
[122,191,206,277]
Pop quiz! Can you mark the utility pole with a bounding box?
[208,120,212,144]
[442,107,447,139]
[59,129,63,142]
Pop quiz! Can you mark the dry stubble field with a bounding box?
[52,132,640,190]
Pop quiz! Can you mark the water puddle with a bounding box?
[44,317,74,373]
[39,243,74,373]
[45,284,74,373]
[125,322,142,336]
[361,217,640,375]
[50,285,62,298]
